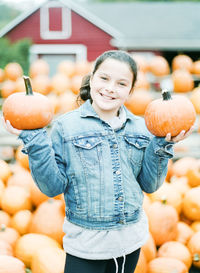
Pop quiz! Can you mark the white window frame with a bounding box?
[40,0,71,40]
[29,44,87,63]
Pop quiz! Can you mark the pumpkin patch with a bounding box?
[0,56,200,273]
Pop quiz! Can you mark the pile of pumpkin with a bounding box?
[0,146,66,273]
[0,147,200,273]
[0,53,200,119]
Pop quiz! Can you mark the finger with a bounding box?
[165,133,171,142]
[172,130,186,143]
[5,120,21,136]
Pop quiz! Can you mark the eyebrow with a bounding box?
[98,72,130,82]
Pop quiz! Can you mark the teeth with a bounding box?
[101,93,113,100]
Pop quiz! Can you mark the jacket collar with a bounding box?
[79,99,140,122]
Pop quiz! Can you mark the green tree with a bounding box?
[0,37,32,75]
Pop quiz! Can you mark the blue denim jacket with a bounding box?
[19,100,174,230]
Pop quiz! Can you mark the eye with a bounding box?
[119,82,126,86]
[100,76,108,81]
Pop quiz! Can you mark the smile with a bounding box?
[100,92,115,100]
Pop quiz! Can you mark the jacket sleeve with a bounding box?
[137,136,174,193]
[18,121,67,197]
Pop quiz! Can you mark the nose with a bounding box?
[105,81,115,93]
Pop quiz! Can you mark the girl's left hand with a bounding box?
[165,125,195,143]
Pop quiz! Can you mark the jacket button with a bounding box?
[116,170,121,175]
[86,143,91,148]
[118,196,123,202]
[119,220,124,224]
[113,144,118,148]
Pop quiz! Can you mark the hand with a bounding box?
[165,125,195,143]
[1,116,22,136]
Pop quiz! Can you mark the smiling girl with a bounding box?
[2,50,193,273]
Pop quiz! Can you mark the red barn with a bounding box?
[0,0,200,75]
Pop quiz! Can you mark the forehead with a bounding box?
[96,58,133,78]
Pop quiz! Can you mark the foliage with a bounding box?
[0,38,32,75]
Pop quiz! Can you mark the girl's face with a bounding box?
[90,58,134,120]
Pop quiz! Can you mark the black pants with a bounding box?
[64,248,141,273]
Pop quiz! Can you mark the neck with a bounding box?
[91,103,120,121]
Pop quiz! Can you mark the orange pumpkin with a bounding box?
[51,73,71,95]
[11,210,32,235]
[1,185,32,215]
[192,60,200,76]
[29,59,49,78]
[147,257,188,273]
[14,233,61,268]
[15,145,29,170]
[148,181,182,214]
[0,255,26,273]
[31,246,66,273]
[0,79,16,98]
[190,85,200,114]
[141,232,157,262]
[131,54,149,73]
[134,71,150,90]
[146,201,179,246]
[134,249,147,273]
[182,186,200,221]
[0,210,11,227]
[3,76,54,130]
[149,55,170,77]
[58,60,76,78]
[4,62,23,81]
[0,239,13,256]
[171,157,197,177]
[187,231,200,268]
[125,90,152,116]
[172,69,194,93]
[172,54,193,72]
[175,221,194,245]
[144,89,196,137]
[0,224,20,248]
[28,199,65,244]
[31,74,52,95]
[190,221,200,233]
[0,159,12,183]
[157,241,192,269]
[186,166,200,187]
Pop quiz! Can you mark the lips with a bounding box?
[100,92,115,100]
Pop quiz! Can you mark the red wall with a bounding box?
[5,9,116,61]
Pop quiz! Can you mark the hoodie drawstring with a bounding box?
[113,257,118,273]
[113,254,126,273]
[121,254,126,273]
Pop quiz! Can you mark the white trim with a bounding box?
[0,0,120,39]
[40,1,71,40]
[29,44,87,63]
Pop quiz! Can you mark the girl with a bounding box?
[3,50,193,273]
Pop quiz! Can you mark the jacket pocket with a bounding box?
[124,136,149,174]
[72,136,102,168]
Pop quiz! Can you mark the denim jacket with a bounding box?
[19,99,174,230]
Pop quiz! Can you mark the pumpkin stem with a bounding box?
[23,76,33,95]
[25,269,32,273]
[193,253,200,262]
[162,89,172,101]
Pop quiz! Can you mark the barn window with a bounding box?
[40,1,71,40]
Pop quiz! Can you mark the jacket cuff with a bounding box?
[152,137,174,157]
[18,128,47,154]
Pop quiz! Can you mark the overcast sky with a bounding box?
[1,0,87,10]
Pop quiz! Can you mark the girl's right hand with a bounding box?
[1,116,22,136]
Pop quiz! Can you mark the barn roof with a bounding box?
[0,0,200,51]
